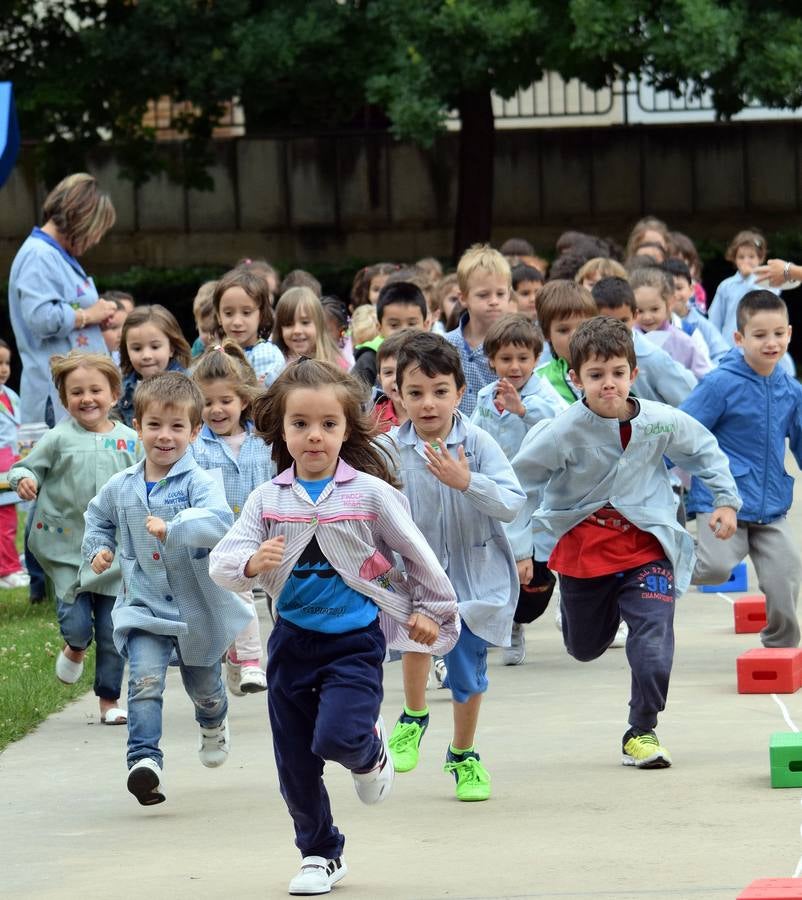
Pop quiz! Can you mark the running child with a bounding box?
[508,316,740,768]
[116,304,191,427]
[387,331,525,800]
[82,372,252,805]
[272,287,348,368]
[10,351,140,722]
[214,267,285,387]
[191,341,274,694]
[682,290,802,647]
[470,315,566,664]
[511,263,544,322]
[209,358,458,896]
[372,331,412,432]
[0,340,27,589]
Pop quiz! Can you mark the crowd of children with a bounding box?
[3,217,802,896]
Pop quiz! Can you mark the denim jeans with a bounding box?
[56,592,124,701]
[126,629,227,769]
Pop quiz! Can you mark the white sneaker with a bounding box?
[0,571,30,589]
[127,758,166,806]
[288,856,347,895]
[225,653,244,697]
[351,715,394,804]
[502,622,526,666]
[55,648,84,684]
[199,718,229,768]
[240,665,267,693]
[433,657,448,689]
[610,620,628,649]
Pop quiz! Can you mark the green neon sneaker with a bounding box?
[622,728,672,769]
[444,748,491,801]
[388,712,429,773]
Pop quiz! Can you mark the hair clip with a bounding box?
[753,239,763,248]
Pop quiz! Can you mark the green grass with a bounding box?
[0,582,96,753]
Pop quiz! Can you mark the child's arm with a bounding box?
[423,433,525,523]
[162,473,235,550]
[82,481,120,573]
[520,380,569,426]
[209,490,276,592]
[679,373,726,432]
[8,430,57,500]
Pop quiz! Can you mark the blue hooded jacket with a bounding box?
[680,348,802,523]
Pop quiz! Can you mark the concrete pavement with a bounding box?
[4,538,802,899]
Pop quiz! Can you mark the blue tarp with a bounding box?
[0,82,20,188]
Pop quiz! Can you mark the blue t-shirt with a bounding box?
[276,476,378,633]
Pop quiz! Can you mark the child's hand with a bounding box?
[145,516,167,541]
[16,478,37,501]
[709,506,737,540]
[406,612,440,646]
[244,535,286,576]
[496,379,526,417]
[423,440,471,492]
[516,558,533,586]
[91,549,114,574]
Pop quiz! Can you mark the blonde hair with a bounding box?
[575,257,627,284]
[351,305,380,345]
[272,287,343,364]
[41,173,116,256]
[191,340,262,425]
[119,304,192,376]
[456,243,511,295]
[50,351,121,407]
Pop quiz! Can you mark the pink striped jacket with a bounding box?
[209,459,460,654]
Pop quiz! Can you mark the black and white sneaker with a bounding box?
[127,758,166,806]
[288,855,347,895]
[351,715,394,804]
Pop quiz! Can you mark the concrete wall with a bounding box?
[2,121,801,274]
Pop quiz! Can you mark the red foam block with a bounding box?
[734,595,768,633]
[736,648,802,694]
[737,878,802,898]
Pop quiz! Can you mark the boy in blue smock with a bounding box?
[386,331,525,801]
[83,372,252,806]
[683,290,802,647]
[508,317,740,768]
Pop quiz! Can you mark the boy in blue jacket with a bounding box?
[682,290,802,647]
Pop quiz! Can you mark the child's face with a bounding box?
[735,244,761,277]
[282,385,348,481]
[735,310,792,376]
[64,365,118,433]
[670,276,695,317]
[281,307,317,358]
[218,286,261,348]
[378,355,399,400]
[571,354,637,420]
[126,323,172,379]
[548,313,590,365]
[398,364,464,443]
[200,378,246,437]
[597,306,635,330]
[634,286,669,332]
[441,286,461,321]
[135,403,200,480]
[462,271,511,333]
[490,343,538,390]
[514,280,540,320]
[379,302,427,338]
[196,314,217,347]
[102,309,126,353]
[0,347,11,387]
[369,274,389,305]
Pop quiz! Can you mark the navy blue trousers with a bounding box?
[267,616,385,859]
[559,558,675,731]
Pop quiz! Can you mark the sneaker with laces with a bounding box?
[199,718,230,768]
[288,855,347,895]
[502,622,526,666]
[225,652,244,697]
[444,748,491,801]
[240,664,267,693]
[433,657,448,689]
[388,711,429,772]
[351,715,394,804]
[622,728,672,769]
[127,757,166,805]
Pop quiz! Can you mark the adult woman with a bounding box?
[8,173,117,424]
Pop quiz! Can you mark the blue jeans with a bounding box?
[56,592,124,700]
[126,629,227,769]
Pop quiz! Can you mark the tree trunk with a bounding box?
[452,89,495,262]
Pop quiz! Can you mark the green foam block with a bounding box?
[770,732,802,788]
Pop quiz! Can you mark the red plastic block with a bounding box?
[737,648,802,694]
[737,878,802,898]
[734,595,768,633]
